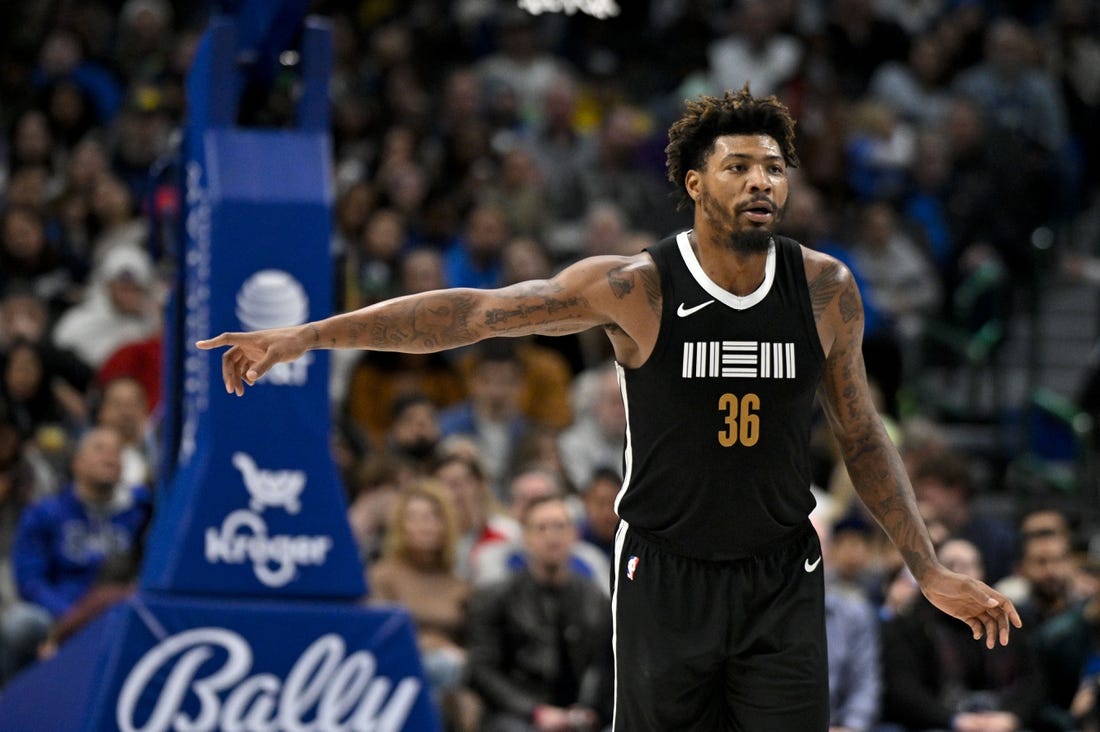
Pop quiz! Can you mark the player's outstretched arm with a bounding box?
[814,260,1021,648]
[197,254,651,395]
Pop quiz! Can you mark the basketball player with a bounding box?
[199,88,1020,730]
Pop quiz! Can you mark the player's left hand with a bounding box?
[920,566,1022,648]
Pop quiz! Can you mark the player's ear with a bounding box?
[685,170,699,202]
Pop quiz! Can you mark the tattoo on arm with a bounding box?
[482,295,589,332]
[807,262,842,323]
[838,284,860,324]
[823,315,937,581]
[639,265,662,318]
[607,265,635,299]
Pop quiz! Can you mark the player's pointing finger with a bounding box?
[196,333,234,349]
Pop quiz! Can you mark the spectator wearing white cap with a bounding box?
[51,245,160,369]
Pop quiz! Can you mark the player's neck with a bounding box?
[688,229,769,297]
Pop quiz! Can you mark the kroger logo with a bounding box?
[116,628,422,732]
[236,269,312,385]
[204,453,332,587]
[233,452,304,514]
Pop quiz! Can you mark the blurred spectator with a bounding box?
[479,144,551,239]
[346,453,410,564]
[342,207,408,311]
[558,362,625,491]
[30,28,123,125]
[953,19,1070,171]
[826,515,880,603]
[51,244,160,370]
[444,202,510,290]
[368,480,478,730]
[384,392,443,475]
[0,204,82,314]
[844,100,917,203]
[998,526,1077,631]
[330,180,376,263]
[849,201,940,411]
[432,453,511,581]
[467,495,612,732]
[113,0,174,85]
[706,0,803,98]
[868,32,953,129]
[900,131,955,281]
[475,8,573,128]
[1038,0,1100,198]
[8,110,58,176]
[343,344,465,449]
[940,96,1044,285]
[0,420,41,612]
[88,172,146,264]
[556,103,676,239]
[440,339,532,496]
[823,0,911,98]
[576,466,620,567]
[0,427,151,682]
[499,234,586,373]
[811,511,882,732]
[95,331,162,414]
[911,451,1017,583]
[526,74,587,226]
[91,376,152,490]
[473,466,610,594]
[107,85,174,204]
[880,538,1043,732]
[0,339,87,440]
[1034,562,1100,732]
[850,201,940,344]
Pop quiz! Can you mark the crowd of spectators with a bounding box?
[1,0,1100,730]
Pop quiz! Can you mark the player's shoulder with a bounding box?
[792,239,855,286]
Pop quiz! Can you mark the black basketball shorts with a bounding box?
[610,520,829,731]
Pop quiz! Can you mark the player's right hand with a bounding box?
[196,326,310,396]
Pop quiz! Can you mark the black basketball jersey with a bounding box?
[615,231,826,560]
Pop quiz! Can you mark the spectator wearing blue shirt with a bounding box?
[0,427,151,682]
[443,203,509,290]
[813,511,882,732]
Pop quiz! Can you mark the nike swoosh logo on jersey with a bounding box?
[677,300,716,317]
[804,556,822,573]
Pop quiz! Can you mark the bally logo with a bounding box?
[116,628,421,732]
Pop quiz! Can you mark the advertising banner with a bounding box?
[0,594,439,731]
[0,9,438,731]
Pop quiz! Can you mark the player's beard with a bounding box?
[699,189,782,255]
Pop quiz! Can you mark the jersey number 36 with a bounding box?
[718,393,760,447]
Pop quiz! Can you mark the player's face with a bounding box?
[691,134,789,254]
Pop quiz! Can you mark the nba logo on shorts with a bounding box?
[627,555,640,580]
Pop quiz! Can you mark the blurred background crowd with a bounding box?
[1,0,1099,730]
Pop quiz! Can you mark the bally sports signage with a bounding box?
[0,8,439,731]
[0,595,437,731]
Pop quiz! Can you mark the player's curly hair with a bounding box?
[665,86,799,211]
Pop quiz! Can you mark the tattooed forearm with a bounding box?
[841,423,937,580]
[822,322,938,581]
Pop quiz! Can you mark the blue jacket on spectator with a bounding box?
[12,484,151,618]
